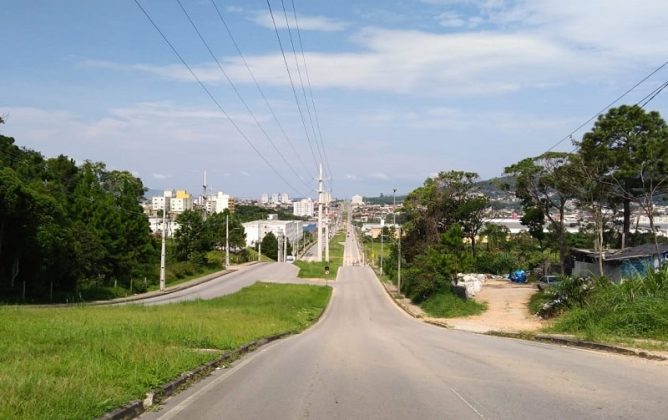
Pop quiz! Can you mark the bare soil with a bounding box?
[386,278,544,333]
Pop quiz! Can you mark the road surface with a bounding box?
[142,227,668,419]
[133,262,315,305]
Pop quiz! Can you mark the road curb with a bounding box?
[487,331,667,361]
[98,332,291,420]
[99,284,334,420]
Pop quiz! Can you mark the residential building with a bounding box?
[351,194,364,206]
[170,190,193,214]
[260,193,269,204]
[293,198,315,217]
[271,193,279,204]
[151,189,175,212]
[280,192,289,204]
[571,244,668,281]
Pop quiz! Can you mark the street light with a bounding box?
[394,188,401,295]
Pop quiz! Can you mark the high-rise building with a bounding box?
[260,193,269,204]
[293,198,314,217]
[271,193,279,204]
[170,190,193,213]
[351,194,364,206]
[280,192,289,204]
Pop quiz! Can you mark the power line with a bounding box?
[637,80,668,108]
[278,0,324,168]
[175,0,311,192]
[208,0,314,181]
[133,0,307,197]
[265,0,320,174]
[545,59,668,153]
[289,0,334,194]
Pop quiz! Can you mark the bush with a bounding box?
[474,252,517,275]
[549,267,668,340]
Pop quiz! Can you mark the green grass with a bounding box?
[295,231,346,280]
[547,268,668,345]
[420,290,487,318]
[0,283,331,419]
[528,290,551,315]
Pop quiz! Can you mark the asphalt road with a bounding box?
[133,262,315,305]
[142,229,668,419]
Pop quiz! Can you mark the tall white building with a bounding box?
[351,194,364,206]
[293,198,314,217]
[214,192,231,213]
[260,193,269,204]
[280,192,290,204]
[271,193,279,204]
[321,191,332,205]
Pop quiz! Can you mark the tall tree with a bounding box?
[578,105,668,249]
[504,152,575,273]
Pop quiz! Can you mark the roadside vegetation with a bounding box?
[295,231,345,280]
[541,269,668,347]
[0,283,331,419]
[376,104,668,327]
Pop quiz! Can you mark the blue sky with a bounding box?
[2,0,668,200]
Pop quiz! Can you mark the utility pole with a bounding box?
[394,188,400,294]
[159,207,167,291]
[225,213,230,268]
[258,221,262,261]
[380,217,384,276]
[283,234,288,262]
[202,170,208,221]
[278,232,284,262]
[317,163,323,261]
[325,222,330,262]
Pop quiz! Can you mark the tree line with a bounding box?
[0,133,156,302]
[383,105,668,304]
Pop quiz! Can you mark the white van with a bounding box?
[286,255,295,263]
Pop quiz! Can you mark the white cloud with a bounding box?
[344,174,358,180]
[370,172,389,180]
[249,11,349,32]
[152,173,170,180]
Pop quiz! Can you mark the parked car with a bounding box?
[286,255,295,263]
[536,275,560,291]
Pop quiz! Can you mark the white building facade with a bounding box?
[242,219,304,247]
[293,198,314,217]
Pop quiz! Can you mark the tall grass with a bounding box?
[0,283,331,419]
[420,289,487,318]
[549,267,668,342]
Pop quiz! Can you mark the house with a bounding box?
[571,243,668,281]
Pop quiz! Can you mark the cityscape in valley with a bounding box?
[2,1,668,419]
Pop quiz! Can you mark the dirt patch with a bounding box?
[443,279,544,333]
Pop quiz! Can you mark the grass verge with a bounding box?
[0,283,331,419]
[420,290,487,318]
[543,269,668,350]
[295,231,346,280]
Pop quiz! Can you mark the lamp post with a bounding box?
[394,188,401,295]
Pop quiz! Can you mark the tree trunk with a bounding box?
[10,256,19,288]
[622,197,631,248]
[471,235,477,257]
[596,207,604,276]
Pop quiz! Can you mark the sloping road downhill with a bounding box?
[143,228,668,419]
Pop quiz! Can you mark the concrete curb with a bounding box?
[98,332,291,420]
[28,261,265,308]
[373,270,667,362]
[487,331,667,361]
